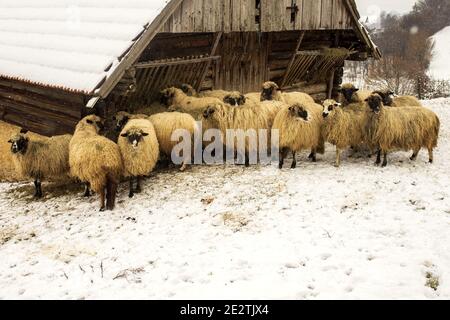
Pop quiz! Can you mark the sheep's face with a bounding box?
[224,93,246,107]
[160,88,176,106]
[322,100,341,118]
[366,94,383,114]
[8,134,29,154]
[289,104,309,122]
[338,86,359,103]
[121,130,149,149]
[113,113,130,132]
[202,105,217,120]
[261,82,279,101]
[373,90,394,106]
[180,84,196,97]
[83,115,105,133]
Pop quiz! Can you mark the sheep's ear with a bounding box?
[335,103,341,107]
[87,119,94,124]
[20,129,29,134]
[353,88,359,92]
[120,133,128,137]
[365,98,369,102]
[7,139,12,144]
[142,132,149,137]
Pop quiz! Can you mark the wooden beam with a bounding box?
[135,56,221,69]
[95,0,184,98]
[281,31,306,88]
[196,32,223,91]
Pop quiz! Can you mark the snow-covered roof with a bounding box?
[0,0,170,94]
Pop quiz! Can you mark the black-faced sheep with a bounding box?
[372,90,422,108]
[8,129,72,198]
[322,99,369,167]
[260,81,315,105]
[118,119,159,198]
[113,111,149,133]
[339,83,372,105]
[223,92,247,107]
[148,112,199,171]
[69,115,123,211]
[160,87,222,120]
[365,94,440,167]
[272,104,322,169]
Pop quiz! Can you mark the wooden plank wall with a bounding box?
[162,0,258,33]
[0,78,85,136]
[212,32,269,93]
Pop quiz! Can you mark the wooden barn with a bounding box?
[0,0,380,136]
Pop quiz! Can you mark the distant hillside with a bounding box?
[429,26,450,80]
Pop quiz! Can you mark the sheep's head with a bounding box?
[180,84,196,97]
[372,90,395,106]
[202,104,217,120]
[322,99,341,118]
[288,104,310,122]
[223,92,246,107]
[8,129,29,154]
[338,83,359,103]
[160,87,178,106]
[120,128,149,149]
[261,81,279,101]
[81,115,105,133]
[113,112,131,132]
[366,94,384,115]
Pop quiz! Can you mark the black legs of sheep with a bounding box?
[83,183,91,197]
[33,177,43,198]
[128,176,143,198]
[279,148,297,169]
[375,150,388,167]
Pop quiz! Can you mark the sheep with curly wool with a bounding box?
[272,104,323,169]
[160,87,222,120]
[149,112,199,171]
[339,83,372,105]
[322,99,369,167]
[69,115,123,211]
[372,90,422,108]
[8,130,72,198]
[118,119,159,198]
[365,94,440,167]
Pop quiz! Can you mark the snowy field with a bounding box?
[0,99,449,300]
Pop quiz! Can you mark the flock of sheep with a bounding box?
[7,81,440,211]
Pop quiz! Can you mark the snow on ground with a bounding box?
[1,99,449,300]
[429,26,450,80]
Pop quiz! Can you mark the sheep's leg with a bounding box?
[291,151,297,169]
[135,176,142,193]
[410,148,420,161]
[279,148,289,169]
[129,178,135,198]
[335,149,341,167]
[382,152,388,167]
[310,149,317,163]
[99,188,106,212]
[34,178,43,198]
[83,183,91,197]
[375,150,382,165]
[428,147,434,164]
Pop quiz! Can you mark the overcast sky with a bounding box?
[355,0,418,22]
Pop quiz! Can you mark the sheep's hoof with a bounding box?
[429,159,433,164]
[291,163,297,169]
[34,193,43,199]
[410,156,417,161]
[129,193,134,198]
[382,162,388,168]
[99,207,106,212]
[134,187,142,194]
[278,163,283,169]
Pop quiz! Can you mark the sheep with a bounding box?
[338,83,372,104]
[69,115,123,211]
[260,81,315,105]
[202,101,285,166]
[148,112,199,171]
[272,104,323,169]
[113,111,148,133]
[365,94,440,167]
[160,87,222,120]
[8,129,72,198]
[372,90,422,108]
[223,92,247,107]
[322,99,369,167]
[179,84,198,97]
[118,119,159,198]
